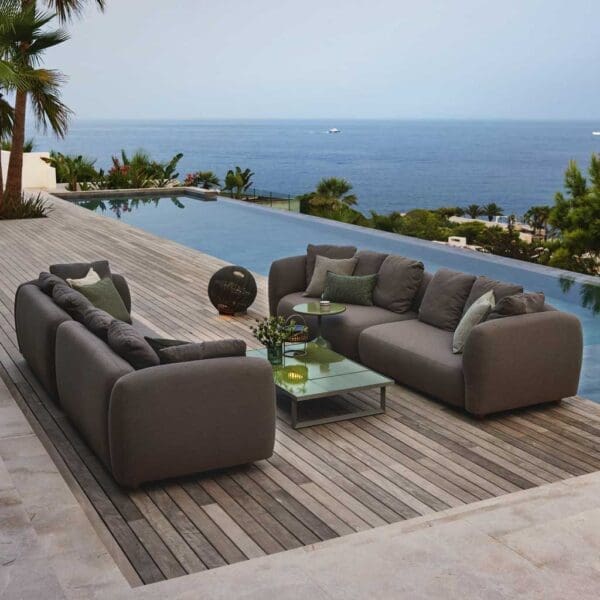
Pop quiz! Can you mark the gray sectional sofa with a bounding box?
[15,263,276,487]
[270,246,583,417]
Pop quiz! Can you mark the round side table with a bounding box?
[292,302,346,348]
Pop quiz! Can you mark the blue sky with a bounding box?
[48,0,600,120]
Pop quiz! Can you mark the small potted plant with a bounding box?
[251,316,294,365]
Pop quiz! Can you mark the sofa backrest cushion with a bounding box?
[353,250,388,276]
[418,268,476,331]
[38,272,65,296]
[304,255,357,297]
[305,244,356,286]
[373,255,424,314]
[463,275,523,314]
[107,320,160,370]
[50,260,111,281]
[52,284,94,323]
[73,277,132,323]
[487,292,545,320]
[83,307,114,342]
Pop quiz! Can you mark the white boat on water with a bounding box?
[593,131,600,136]
[328,128,341,134]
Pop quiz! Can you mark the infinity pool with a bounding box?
[73,193,600,401]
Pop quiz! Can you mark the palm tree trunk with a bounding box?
[4,89,26,207]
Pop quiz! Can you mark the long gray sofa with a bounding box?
[269,247,583,417]
[15,265,276,487]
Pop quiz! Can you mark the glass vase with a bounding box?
[267,344,283,366]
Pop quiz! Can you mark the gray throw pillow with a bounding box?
[50,260,111,281]
[452,290,495,354]
[487,292,545,320]
[353,250,388,276]
[38,272,65,296]
[304,255,357,297]
[305,244,356,286]
[144,337,189,354]
[159,339,247,364]
[73,277,131,323]
[463,276,523,314]
[418,268,476,331]
[107,320,160,370]
[373,255,425,314]
[322,272,377,306]
[52,283,94,323]
[83,307,114,341]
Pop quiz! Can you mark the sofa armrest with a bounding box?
[463,311,583,416]
[108,356,276,487]
[268,255,307,315]
[111,273,131,313]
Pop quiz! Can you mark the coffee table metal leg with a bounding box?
[380,386,386,412]
[291,398,298,429]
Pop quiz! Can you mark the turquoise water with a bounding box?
[35,119,600,217]
[76,194,600,402]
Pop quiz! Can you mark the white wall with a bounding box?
[0,150,57,191]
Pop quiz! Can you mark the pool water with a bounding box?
[75,193,600,402]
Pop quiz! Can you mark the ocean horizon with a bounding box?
[31,118,600,217]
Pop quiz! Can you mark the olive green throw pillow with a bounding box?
[322,272,377,306]
[74,277,131,323]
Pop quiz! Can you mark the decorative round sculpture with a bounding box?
[208,266,257,315]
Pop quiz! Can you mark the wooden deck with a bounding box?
[1,195,599,585]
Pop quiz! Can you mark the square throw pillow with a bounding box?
[82,307,114,342]
[418,268,476,331]
[50,260,111,281]
[305,244,356,286]
[159,339,247,364]
[38,272,65,296]
[462,276,523,314]
[452,290,495,354]
[107,320,160,369]
[304,255,357,297]
[353,250,388,276]
[73,277,132,323]
[66,267,101,288]
[487,292,545,320]
[322,272,377,306]
[52,283,94,323]
[373,255,425,314]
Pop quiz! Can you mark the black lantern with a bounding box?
[208,266,257,315]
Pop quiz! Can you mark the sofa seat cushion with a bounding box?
[359,320,465,407]
[277,291,414,360]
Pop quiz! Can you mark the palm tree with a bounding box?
[309,177,357,210]
[1,136,34,151]
[224,166,254,198]
[523,205,551,240]
[0,93,15,197]
[4,0,104,203]
[0,0,72,208]
[482,202,503,222]
[465,204,484,219]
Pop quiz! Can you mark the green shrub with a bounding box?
[0,194,50,219]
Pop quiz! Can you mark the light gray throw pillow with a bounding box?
[372,254,425,314]
[452,290,495,354]
[304,255,357,297]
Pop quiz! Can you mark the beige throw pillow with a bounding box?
[452,290,495,354]
[304,255,357,297]
[66,267,101,288]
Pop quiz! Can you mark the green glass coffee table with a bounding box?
[248,343,393,429]
[293,302,346,348]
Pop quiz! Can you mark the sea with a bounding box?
[31,119,600,217]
